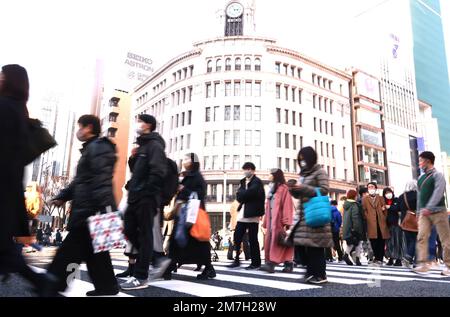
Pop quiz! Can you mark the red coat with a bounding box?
[262,184,294,264]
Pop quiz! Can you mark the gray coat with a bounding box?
[289,164,333,248]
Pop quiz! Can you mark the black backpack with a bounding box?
[161,158,179,207]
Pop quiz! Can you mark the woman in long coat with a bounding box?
[261,169,295,273]
[288,147,333,285]
[164,153,216,280]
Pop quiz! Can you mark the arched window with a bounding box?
[216,59,222,72]
[245,58,251,71]
[207,60,212,73]
[235,58,242,70]
[254,58,261,71]
[225,58,232,71]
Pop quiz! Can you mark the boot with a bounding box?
[387,258,394,266]
[194,264,202,272]
[197,266,216,280]
[115,263,135,278]
[394,259,403,267]
[343,253,353,265]
[259,262,275,273]
[228,258,240,268]
[355,257,362,266]
[282,262,294,273]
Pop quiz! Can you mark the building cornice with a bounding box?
[266,46,352,80]
[193,36,277,47]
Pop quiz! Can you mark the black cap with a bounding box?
[138,114,157,131]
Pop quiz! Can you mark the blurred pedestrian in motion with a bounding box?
[0,64,57,296]
[342,190,364,266]
[326,200,343,263]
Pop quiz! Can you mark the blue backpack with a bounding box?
[303,188,332,228]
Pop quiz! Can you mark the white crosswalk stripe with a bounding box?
[30,255,450,297]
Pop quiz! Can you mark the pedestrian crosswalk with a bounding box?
[29,253,450,297]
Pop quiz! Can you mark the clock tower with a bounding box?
[219,0,256,37]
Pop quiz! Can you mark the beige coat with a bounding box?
[362,195,391,240]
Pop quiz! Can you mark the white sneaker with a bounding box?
[441,268,450,277]
[413,265,430,275]
[120,277,149,290]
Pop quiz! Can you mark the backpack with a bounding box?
[161,158,179,207]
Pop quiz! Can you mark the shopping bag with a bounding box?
[303,188,332,228]
[190,208,211,242]
[87,207,124,254]
[185,192,201,227]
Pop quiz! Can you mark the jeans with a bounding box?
[403,231,417,263]
[428,226,437,261]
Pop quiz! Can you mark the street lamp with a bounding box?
[223,171,227,235]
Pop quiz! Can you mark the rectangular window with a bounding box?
[254,106,261,121]
[297,68,302,79]
[255,155,261,170]
[324,99,327,112]
[204,156,210,170]
[224,130,231,146]
[182,89,186,104]
[206,83,212,98]
[329,81,332,90]
[327,166,330,176]
[233,105,240,121]
[285,158,290,172]
[205,107,211,122]
[332,145,335,158]
[320,142,323,156]
[175,137,178,151]
[284,86,289,101]
[299,113,303,127]
[245,82,252,97]
[276,108,281,123]
[180,135,184,150]
[213,131,220,146]
[276,132,281,148]
[344,169,348,181]
[245,130,252,145]
[292,111,296,126]
[329,100,333,114]
[225,82,232,97]
[300,136,303,149]
[333,167,336,179]
[292,88,296,102]
[169,138,172,153]
[313,94,316,108]
[294,160,298,173]
[285,110,289,124]
[325,121,328,134]
[319,119,322,133]
[182,112,185,126]
[285,133,289,149]
[204,131,210,147]
[245,105,252,121]
[291,66,295,77]
[254,82,261,97]
[331,123,334,136]
[314,140,317,151]
[293,135,297,150]
[319,97,322,111]
[188,111,192,125]
[233,155,240,170]
[234,82,241,96]
[176,114,179,128]
[254,130,261,146]
[187,134,191,149]
[343,147,346,160]
[245,155,251,164]
[213,106,219,121]
[224,155,230,170]
[276,84,281,99]
[277,157,282,169]
[326,143,329,157]
[298,89,302,104]
[342,125,345,138]
[214,82,219,98]
[283,64,288,75]
[224,106,231,121]
[314,118,317,131]
[234,130,240,145]
[275,63,281,74]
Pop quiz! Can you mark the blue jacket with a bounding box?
[331,206,342,234]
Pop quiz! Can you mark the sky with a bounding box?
[0,0,449,115]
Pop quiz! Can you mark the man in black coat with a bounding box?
[47,115,119,296]
[120,114,167,290]
[228,162,265,269]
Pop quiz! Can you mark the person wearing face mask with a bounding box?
[260,169,295,273]
[413,151,450,276]
[383,188,404,266]
[362,182,390,266]
[120,114,168,290]
[288,147,333,285]
[46,115,119,296]
[228,162,265,270]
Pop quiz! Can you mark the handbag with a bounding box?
[87,207,124,254]
[277,221,299,247]
[400,194,418,232]
[185,192,201,227]
[303,188,332,228]
[190,208,211,242]
[24,118,57,165]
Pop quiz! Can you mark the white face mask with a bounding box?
[76,130,85,142]
[300,160,307,168]
[369,189,377,196]
[385,193,393,200]
[244,171,253,178]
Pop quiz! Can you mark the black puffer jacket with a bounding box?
[236,176,266,218]
[127,132,167,205]
[177,170,207,209]
[54,137,117,230]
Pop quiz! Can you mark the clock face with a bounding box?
[226,2,244,18]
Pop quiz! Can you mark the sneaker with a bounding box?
[307,276,328,284]
[86,289,119,296]
[227,260,240,268]
[120,277,149,290]
[413,265,430,275]
[343,254,354,266]
[196,267,216,280]
[150,258,172,280]
[394,259,403,267]
[194,265,202,272]
[355,257,362,266]
[386,258,394,266]
[303,275,314,283]
[441,268,450,277]
[245,265,261,270]
[282,262,294,273]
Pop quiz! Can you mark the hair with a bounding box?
[419,151,435,165]
[242,162,256,171]
[404,180,418,193]
[367,182,378,189]
[185,152,200,172]
[298,146,317,169]
[138,114,157,132]
[359,187,368,196]
[346,190,357,200]
[382,187,394,198]
[330,200,338,206]
[78,115,101,137]
[270,168,286,193]
[1,64,30,116]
